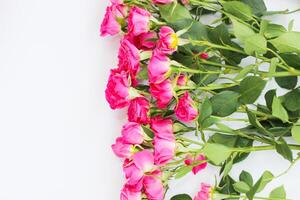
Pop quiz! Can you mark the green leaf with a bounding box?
[233,181,251,193]
[265,89,276,110]
[231,18,255,42]
[171,194,192,200]
[223,156,234,177]
[292,123,300,144]
[142,126,154,138]
[272,96,289,123]
[269,186,286,199]
[175,165,192,179]
[247,171,274,199]
[246,109,272,136]
[201,116,219,129]
[275,137,293,162]
[239,76,267,104]
[270,31,300,55]
[234,64,256,80]
[282,88,300,112]
[199,97,212,124]
[223,1,253,21]
[241,0,266,16]
[263,23,287,39]
[244,34,267,55]
[239,170,253,187]
[210,91,240,117]
[202,143,232,165]
[274,68,297,89]
[159,2,191,23]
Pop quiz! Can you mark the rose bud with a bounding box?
[111,137,134,158]
[126,32,157,50]
[149,79,173,109]
[105,69,130,109]
[184,154,207,175]
[128,97,150,124]
[128,7,151,36]
[121,122,144,144]
[118,39,140,86]
[175,92,198,122]
[152,0,174,4]
[177,74,188,86]
[194,183,213,200]
[148,50,171,84]
[157,26,178,55]
[200,53,209,59]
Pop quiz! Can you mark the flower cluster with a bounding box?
[101,0,300,199]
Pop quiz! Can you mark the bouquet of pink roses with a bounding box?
[101,0,300,199]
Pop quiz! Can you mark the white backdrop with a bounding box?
[0,0,300,199]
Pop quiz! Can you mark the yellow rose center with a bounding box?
[170,33,179,49]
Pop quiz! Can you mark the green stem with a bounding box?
[178,82,239,91]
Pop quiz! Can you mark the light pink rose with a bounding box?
[100,4,127,36]
[148,50,171,84]
[128,7,151,36]
[152,0,174,4]
[184,154,207,175]
[151,117,174,141]
[128,97,150,124]
[111,137,133,158]
[157,26,178,55]
[126,32,157,50]
[153,137,176,165]
[177,74,188,86]
[105,69,130,109]
[121,122,144,144]
[111,0,123,4]
[143,175,165,200]
[118,39,140,85]
[194,183,212,200]
[175,92,199,122]
[123,159,144,188]
[149,79,173,109]
[120,184,142,200]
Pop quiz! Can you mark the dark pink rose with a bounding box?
[175,92,198,122]
[157,26,178,55]
[128,7,151,36]
[148,50,171,84]
[128,97,150,124]
[149,79,173,109]
[184,154,207,175]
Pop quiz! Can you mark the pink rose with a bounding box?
[128,97,150,124]
[111,0,123,4]
[126,32,157,50]
[123,159,144,188]
[100,4,127,36]
[111,137,133,158]
[148,50,171,84]
[121,122,144,144]
[118,39,140,85]
[151,117,174,140]
[120,185,142,200]
[150,79,173,109]
[181,0,189,5]
[200,53,209,59]
[143,175,164,200]
[194,183,213,200]
[175,92,199,122]
[177,74,188,86]
[105,69,130,109]
[157,26,178,55]
[152,0,174,4]
[128,7,151,36]
[151,117,175,165]
[184,154,207,175]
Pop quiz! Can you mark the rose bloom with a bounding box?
[111,137,134,158]
[126,32,157,50]
[121,122,144,144]
[143,175,164,200]
[128,97,150,124]
[128,7,151,36]
[149,79,173,109]
[118,39,140,85]
[120,184,141,200]
[100,4,127,36]
[111,0,123,3]
[177,74,188,86]
[148,50,171,84]
[194,183,213,200]
[152,0,174,4]
[175,92,199,122]
[151,117,175,165]
[184,154,207,175]
[157,26,178,55]
[105,69,130,109]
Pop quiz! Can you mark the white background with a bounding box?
[0,0,300,199]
